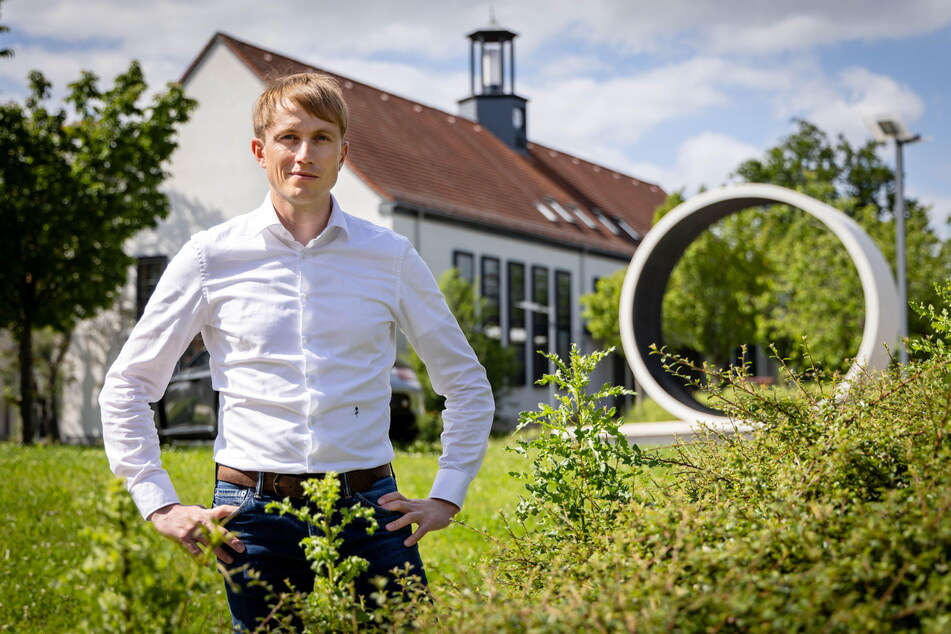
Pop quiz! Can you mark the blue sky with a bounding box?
[1,0,949,236]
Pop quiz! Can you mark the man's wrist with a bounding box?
[147,502,181,524]
[430,497,460,515]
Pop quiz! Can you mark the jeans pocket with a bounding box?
[351,477,403,519]
[213,482,256,524]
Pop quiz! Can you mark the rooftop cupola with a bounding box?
[458,16,528,153]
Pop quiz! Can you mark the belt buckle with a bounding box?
[272,474,297,499]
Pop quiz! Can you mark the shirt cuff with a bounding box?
[428,467,472,510]
[129,474,181,521]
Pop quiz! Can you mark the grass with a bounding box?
[0,437,527,632]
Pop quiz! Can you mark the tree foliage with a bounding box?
[0,0,12,60]
[0,62,196,443]
[656,190,773,366]
[734,120,947,351]
[582,119,948,375]
[579,267,627,354]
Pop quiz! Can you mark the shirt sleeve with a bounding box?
[99,239,209,520]
[395,242,495,509]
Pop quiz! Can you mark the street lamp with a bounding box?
[869,115,922,365]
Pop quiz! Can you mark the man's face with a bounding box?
[251,100,348,214]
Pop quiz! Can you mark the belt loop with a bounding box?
[340,472,351,499]
[255,471,265,499]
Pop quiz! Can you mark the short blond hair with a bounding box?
[252,72,349,139]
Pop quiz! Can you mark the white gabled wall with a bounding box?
[334,166,390,228]
[62,41,269,441]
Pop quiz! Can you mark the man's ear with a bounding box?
[251,138,266,168]
[338,141,349,171]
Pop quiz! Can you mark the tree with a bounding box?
[649,190,773,369]
[408,268,514,418]
[579,267,627,354]
[580,120,947,375]
[734,120,947,360]
[0,0,12,59]
[0,63,196,443]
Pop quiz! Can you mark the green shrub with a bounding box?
[403,285,951,632]
[60,479,218,634]
[497,345,659,587]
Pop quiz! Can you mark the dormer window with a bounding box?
[616,219,642,241]
[534,201,558,222]
[545,198,575,223]
[593,209,620,235]
[570,205,598,229]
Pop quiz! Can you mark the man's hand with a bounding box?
[377,493,459,547]
[148,503,246,564]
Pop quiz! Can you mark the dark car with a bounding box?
[153,345,424,443]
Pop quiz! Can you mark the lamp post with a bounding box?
[871,116,922,365]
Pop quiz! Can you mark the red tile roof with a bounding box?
[187,33,667,258]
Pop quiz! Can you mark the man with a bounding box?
[100,72,494,630]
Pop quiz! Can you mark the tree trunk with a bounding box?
[41,331,70,442]
[18,274,36,445]
[18,321,33,445]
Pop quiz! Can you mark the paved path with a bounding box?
[620,419,755,446]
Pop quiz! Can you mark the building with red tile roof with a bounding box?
[62,26,667,439]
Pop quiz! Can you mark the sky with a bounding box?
[2,0,950,236]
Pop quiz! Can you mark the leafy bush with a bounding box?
[60,479,217,634]
[497,345,659,585]
[261,474,381,632]
[405,285,951,632]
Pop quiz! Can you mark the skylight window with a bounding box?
[534,201,559,222]
[569,204,598,229]
[545,198,575,223]
[593,209,620,235]
[616,219,643,241]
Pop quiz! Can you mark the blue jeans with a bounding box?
[213,475,427,633]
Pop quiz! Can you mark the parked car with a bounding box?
[153,344,425,444]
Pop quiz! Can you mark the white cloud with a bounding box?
[526,56,736,150]
[776,66,926,144]
[562,0,951,55]
[315,56,467,111]
[911,190,951,239]
[623,133,762,196]
[674,133,762,191]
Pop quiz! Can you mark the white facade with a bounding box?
[59,38,632,441]
[398,213,628,419]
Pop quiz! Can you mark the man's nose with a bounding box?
[295,140,315,163]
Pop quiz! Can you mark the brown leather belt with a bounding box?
[216,463,392,499]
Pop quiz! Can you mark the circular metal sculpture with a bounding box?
[619,183,900,424]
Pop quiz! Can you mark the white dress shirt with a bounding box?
[100,196,494,520]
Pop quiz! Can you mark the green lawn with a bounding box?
[0,439,526,632]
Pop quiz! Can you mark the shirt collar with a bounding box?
[247,194,350,244]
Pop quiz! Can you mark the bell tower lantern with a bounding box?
[458,17,528,153]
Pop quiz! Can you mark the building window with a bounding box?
[453,250,475,284]
[481,256,501,339]
[136,256,168,319]
[507,261,526,387]
[531,265,550,385]
[555,270,572,363]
